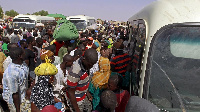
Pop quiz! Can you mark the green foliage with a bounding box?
[32,10,48,16]
[26,13,30,15]
[5,9,19,17]
[0,6,3,19]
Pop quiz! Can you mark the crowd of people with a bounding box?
[0,22,138,112]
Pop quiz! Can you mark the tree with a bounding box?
[26,13,31,15]
[5,9,19,17]
[32,10,48,16]
[0,6,3,19]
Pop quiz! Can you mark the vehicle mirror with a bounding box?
[125,96,159,112]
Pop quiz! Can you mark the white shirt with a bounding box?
[3,56,12,71]
[90,51,101,75]
[53,64,68,92]
[69,49,76,56]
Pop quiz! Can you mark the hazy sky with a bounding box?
[0,0,156,21]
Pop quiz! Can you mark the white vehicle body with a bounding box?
[13,14,55,30]
[128,0,200,111]
[66,15,96,31]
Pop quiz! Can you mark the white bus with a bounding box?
[128,0,200,111]
[66,15,96,31]
[13,14,55,30]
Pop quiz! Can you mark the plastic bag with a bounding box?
[34,56,58,76]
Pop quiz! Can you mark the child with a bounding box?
[100,90,117,112]
[108,74,130,112]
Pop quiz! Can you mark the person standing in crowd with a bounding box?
[30,54,60,111]
[100,90,117,112]
[18,30,23,40]
[0,49,6,84]
[3,47,29,112]
[52,40,64,56]
[2,37,10,56]
[25,37,36,80]
[33,31,38,39]
[86,37,93,49]
[44,29,54,44]
[11,30,20,44]
[6,29,12,41]
[34,37,43,60]
[67,48,98,112]
[19,40,28,52]
[58,40,70,63]
[110,42,131,89]
[73,49,83,61]
[90,42,101,75]
[89,45,111,111]
[54,54,74,101]
[22,27,27,35]
[79,37,88,50]
[26,29,32,38]
[69,44,85,57]
[108,74,130,112]
[110,42,131,76]
[3,43,18,71]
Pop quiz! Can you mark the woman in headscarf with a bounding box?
[30,52,59,112]
[88,45,111,111]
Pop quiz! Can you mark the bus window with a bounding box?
[147,25,200,111]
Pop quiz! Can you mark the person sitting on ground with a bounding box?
[3,47,29,112]
[100,90,117,112]
[108,74,130,112]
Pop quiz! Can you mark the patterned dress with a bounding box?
[30,76,55,110]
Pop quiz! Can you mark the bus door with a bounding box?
[129,19,146,96]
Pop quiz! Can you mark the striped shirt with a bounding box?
[67,58,90,102]
[110,53,131,76]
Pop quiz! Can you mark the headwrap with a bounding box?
[94,41,99,48]
[40,50,54,60]
[88,37,93,41]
